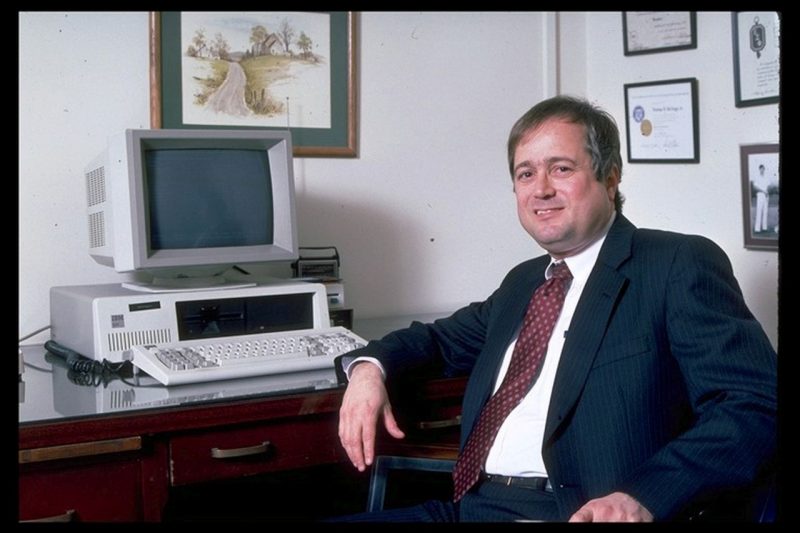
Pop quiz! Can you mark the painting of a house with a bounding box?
[180,11,331,129]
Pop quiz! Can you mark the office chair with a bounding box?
[366,455,777,522]
[367,455,456,513]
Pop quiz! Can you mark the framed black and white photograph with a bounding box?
[623,78,699,164]
[732,12,780,108]
[740,144,779,251]
[622,12,696,56]
[150,11,358,157]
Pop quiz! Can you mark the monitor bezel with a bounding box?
[122,128,298,274]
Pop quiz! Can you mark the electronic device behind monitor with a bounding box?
[85,128,298,292]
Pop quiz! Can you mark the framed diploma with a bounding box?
[622,12,696,56]
[624,78,699,164]
[732,12,780,108]
[740,143,779,251]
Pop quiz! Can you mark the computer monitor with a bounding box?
[85,128,298,292]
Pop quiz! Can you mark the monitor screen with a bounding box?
[145,149,273,250]
[86,129,298,291]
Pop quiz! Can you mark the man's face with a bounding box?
[512,118,618,259]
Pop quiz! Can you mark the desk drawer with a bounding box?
[169,415,340,486]
[19,454,145,521]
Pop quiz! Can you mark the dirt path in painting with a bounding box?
[205,61,250,117]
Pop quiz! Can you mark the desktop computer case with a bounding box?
[50,281,331,363]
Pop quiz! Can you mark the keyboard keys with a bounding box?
[131,327,367,385]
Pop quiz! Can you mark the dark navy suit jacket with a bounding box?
[346,214,777,520]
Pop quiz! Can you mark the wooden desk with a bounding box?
[18,344,465,522]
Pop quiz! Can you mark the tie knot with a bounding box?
[550,261,572,281]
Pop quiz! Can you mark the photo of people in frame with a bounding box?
[741,144,779,250]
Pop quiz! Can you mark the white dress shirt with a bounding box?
[484,214,613,476]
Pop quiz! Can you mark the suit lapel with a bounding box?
[543,215,635,446]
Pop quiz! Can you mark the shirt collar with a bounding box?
[546,211,616,283]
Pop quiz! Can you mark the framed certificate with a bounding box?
[622,12,696,56]
[624,78,699,164]
[732,12,780,108]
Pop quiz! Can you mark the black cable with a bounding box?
[44,340,130,386]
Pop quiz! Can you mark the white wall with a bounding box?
[18,11,552,339]
[19,12,153,339]
[568,12,779,349]
[19,11,778,350]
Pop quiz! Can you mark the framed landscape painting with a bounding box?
[150,11,357,157]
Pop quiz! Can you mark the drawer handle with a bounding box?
[418,415,462,430]
[20,509,76,522]
[210,441,271,459]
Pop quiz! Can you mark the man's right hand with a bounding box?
[338,361,405,471]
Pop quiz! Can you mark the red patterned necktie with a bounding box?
[452,261,573,502]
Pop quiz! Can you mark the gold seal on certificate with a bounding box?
[640,119,653,136]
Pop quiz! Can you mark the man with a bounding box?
[336,95,777,522]
[752,163,770,233]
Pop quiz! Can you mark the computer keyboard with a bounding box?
[130,326,367,386]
